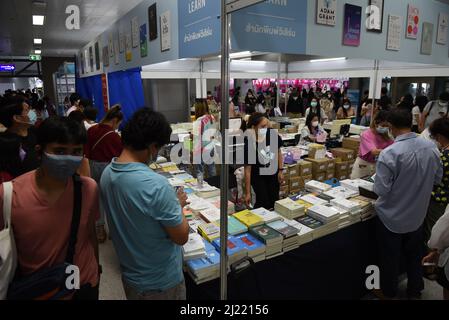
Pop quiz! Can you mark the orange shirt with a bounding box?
[0,171,99,287]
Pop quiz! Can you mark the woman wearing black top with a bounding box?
[244,113,284,210]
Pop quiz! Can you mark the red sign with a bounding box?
[101,74,109,112]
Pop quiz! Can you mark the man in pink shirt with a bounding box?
[0,117,99,300]
[351,111,394,179]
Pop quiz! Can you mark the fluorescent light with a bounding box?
[219,51,253,59]
[32,15,45,25]
[310,57,347,63]
[34,49,42,54]
[34,38,42,44]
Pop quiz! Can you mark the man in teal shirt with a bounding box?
[101,108,189,300]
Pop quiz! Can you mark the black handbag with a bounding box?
[7,175,83,300]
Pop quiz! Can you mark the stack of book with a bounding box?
[198,223,220,242]
[207,195,236,215]
[182,233,206,260]
[234,233,266,263]
[305,180,332,193]
[330,198,362,214]
[295,215,338,240]
[159,162,179,172]
[340,179,374,192]
[189,183,221,198]
[249,225,284,259]
[185,240,221,284]
[323,186,359,199]
[274,198,305,220]
[213,216,248,236]
[300,194,328,206]
[199,207,221,224]
[307,204,341,224]
[284,219,314,246]
[267,220,300,252]
[251,207,283,224]
[350,195,376,221]
[233,210,264,228]
[211,236,248,265]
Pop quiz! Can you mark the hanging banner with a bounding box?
[178,0,221,58]
[101,73,109,112]
[231,0,308,54]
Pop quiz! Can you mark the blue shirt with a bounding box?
[374,133,443,234]
[100,159,183,292]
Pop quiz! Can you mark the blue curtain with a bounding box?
[108,68,145,124]
[75,74,105,121]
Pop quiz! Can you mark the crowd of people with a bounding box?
[1,86,449,301]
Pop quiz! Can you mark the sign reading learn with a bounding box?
[231,0,308,54]
[178,0,221,58]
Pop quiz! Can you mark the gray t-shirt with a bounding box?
[424,100,448,128]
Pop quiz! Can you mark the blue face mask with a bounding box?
[28,110,37,125]
[41,153,83,180]
[311,102,318,108]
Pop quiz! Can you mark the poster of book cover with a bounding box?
[343,4,362,47]
[89,46,94,72]
[94,42,101,70]
[316,0,337,26]
[119,31,125,53]
[406,4,419,39]
[102,46,109,67]
[80,52,85,74]
[148,3,158,41]
[437,13,448,45]
[160,11,171,52]
[140,24,148,57]
[84,49,89,73]
[367,0,384,32]
[114,39,120,65]
[421,22,434,55]
[125,34,132,62]
[386,15,402,51]
[131,17,139,48]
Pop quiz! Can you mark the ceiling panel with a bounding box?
[0,0,143,57]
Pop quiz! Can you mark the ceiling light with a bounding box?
[310,57,347,63]
[34,38,42,44]
[34,49,42,54]
[32,15,45,25]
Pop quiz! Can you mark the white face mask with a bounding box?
[258,128,268,136]
[344,104,351,110]
[439,101,449,108]
[312,121,319,128]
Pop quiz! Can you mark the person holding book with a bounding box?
[100,108,189,300]
[244,113,284,210]
[300,112,327,145]
[373,109,442,300]
[350,111,393,179]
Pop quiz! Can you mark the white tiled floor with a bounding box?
[98,240,445,300]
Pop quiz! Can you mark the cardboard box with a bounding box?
[271,121,281,130]
[308,144,326,160]
[331,148,355,161]
[289,177,302,192]
[298,160,313,176]
[342,137,361,151]
[313,172,327,182]
[327,158,336,171]
[287,164,300,178]
[305,158,329,173]
[286,125,299,134]
[326,169,335,180]
[301,175,313,185]
[335,161,349,177]
[335,170,350,181]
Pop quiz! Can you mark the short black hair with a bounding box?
[246,113,266,131]
[386,109,412,129]
[121,108,172,150]
[0,99,25,128]
[37,117,87,150]
[374,110,389,125]
[68,110,86,124]
[429,118,449,141]
[439,91,449,102]
[84,107,98,122]
[69,93,81,105]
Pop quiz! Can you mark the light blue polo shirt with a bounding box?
[100,159,183,292]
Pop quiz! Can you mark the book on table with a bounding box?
[234,233,266,262]
[300,194,328,206]
[324,186,359,199]
[251,207,283,223]
[249,225,284,246]
[307,204,341,224]
[274,198,305,219]
[233,209,264,228]
[182,233,206,260]
[267,220,301,239]
[305,180,332,193]
[330,198,361,214]
[186,239,220,280]
[213,216,248,236]
[211,236,248,264]
[199,207,221,223]
[198,223,220,242]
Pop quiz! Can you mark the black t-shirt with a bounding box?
[6,129,40,175]
[244,128,282,177]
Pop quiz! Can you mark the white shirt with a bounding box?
[428,204,449,279]
[412,106,421,126]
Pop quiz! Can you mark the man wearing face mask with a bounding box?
[373,109,442,300]
[0,117,100,300]
[286,90,304,118]
[0,96,40,174]
[420,92,449,131]
[100,108,189,300]
[351,111,394,179]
